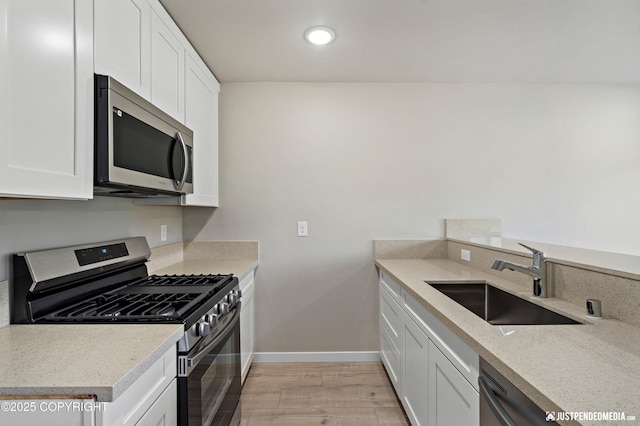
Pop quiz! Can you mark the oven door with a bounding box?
[179,305,241,426]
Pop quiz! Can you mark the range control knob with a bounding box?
[228,293,239,305]
[220,302,230,315]
[204,313,218,327]
[195,322,211,337]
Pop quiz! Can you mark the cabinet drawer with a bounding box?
[380,285,403,347]
[380,271,403,304]
[404,293,479,391]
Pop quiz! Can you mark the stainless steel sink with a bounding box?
[426,281,581,325]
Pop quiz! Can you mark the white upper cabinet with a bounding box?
[150,8,185,122]
[0,0,217,202]
[94,0,151,99]
[182,53,220,207]
[0,0,93,199]
[100,0,221,207]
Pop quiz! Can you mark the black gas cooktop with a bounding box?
[42,274,234,322]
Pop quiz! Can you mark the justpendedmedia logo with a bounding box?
[545,411,635,422]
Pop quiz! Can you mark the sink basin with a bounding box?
[426,281,581,325]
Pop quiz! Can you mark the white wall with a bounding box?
[0,197,183,281]
[184,82,640,353]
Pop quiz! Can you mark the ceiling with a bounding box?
[159,0,640,84]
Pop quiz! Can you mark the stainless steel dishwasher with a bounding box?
[479,358,558,426]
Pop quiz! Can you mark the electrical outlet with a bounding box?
[461,249,471,262]
[161,224,167,241]
[297,221,308,237]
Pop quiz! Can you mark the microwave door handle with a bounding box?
[175,132,189,190]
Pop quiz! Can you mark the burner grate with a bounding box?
[44,292,209,321]
[131,274,231,287]
[37,273,234,323]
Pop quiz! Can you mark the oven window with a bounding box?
[113,109,192,183]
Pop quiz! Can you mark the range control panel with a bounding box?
[75,243,129,266]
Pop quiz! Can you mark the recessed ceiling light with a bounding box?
[304,27,336,46]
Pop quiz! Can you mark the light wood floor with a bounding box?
[239,362,410,425]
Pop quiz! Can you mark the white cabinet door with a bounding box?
[134,379,177,426]
[99,346,176,426]
[428,340,479,426]
[240,274,255,383]
[94,0,151,99]
[150,9,184,122]
[182,53,220,207]
[0,0,93,199]
[0,399,95,426]
[403,316,430,426]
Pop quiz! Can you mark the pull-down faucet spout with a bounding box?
[490,243,548,298]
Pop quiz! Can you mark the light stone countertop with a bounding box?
[151,259,259,280]
[376,258,640,426]
[0,324,183,401]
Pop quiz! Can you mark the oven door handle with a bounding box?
[186,307,240,372]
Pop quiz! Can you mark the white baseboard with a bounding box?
[253,351,381,363]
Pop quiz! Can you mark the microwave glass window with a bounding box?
[113,110,186,180]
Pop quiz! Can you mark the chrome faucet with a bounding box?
[490,243,548,298]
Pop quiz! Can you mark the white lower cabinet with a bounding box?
[98,346,177,426]
[131,379,177,426]
[0,346,177,426]
[379,271,479,426]
[428,341,479,426]
[240,270,256,383]
[380,287,403,394]
[403,314,430,426]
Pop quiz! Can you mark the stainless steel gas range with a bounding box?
[9,237,241,426]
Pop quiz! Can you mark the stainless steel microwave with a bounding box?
[94,74,194,198]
